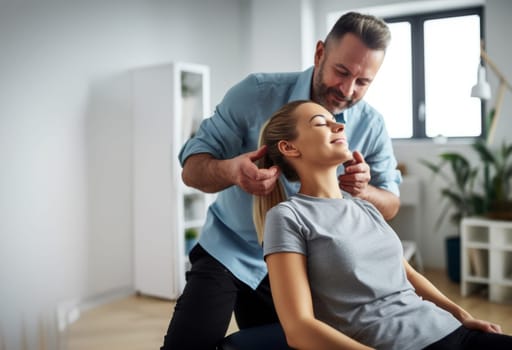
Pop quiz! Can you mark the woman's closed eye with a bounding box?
[310,114,336,127]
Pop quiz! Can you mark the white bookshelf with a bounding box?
[461,217,512,303]
[132,62,212,300]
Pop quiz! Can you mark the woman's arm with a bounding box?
[266,252,374,350]
[403,259,502,333]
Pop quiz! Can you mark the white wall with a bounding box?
[242,0,304,74]
[0,0,245,347]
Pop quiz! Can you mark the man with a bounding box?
[161,11,401,349]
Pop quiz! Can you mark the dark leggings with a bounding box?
[160,244,279,350]
[424,326,512,350]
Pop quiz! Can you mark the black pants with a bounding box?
[160,244,279,350]
[424,326,512,350]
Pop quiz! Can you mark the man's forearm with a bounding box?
[181,153,235,193]
[364,185,400,220]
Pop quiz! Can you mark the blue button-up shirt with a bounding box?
[179,67,402,289]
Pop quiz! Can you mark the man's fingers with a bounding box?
[240,166,281,195]
[237,147,280,194]
[344,151,369,176]
[257,165,279,179]
[248,145,267,161]
[243,163,278,180]
[352,150,365,163]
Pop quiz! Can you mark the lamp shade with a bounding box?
[471,64,491,100]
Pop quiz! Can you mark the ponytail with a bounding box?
[253,179,286,245]
[252,100,308,244]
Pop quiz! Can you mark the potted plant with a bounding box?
[420,153,486,282]
[421,137,512,282]
[472,140,512,219]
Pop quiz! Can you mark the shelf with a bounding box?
[490,244,512,250]
[464,226,489,244]
[461,281,489,298]
[461,217,512,303]
[464,275,490,283]
[133,62,211,300]
[184,219,205,230]
[465,242,490,249]
[499,251,512,282]
[467,248,489,278]
[491,226,512,246]
[498,277,512,286]
[184,193,208,222]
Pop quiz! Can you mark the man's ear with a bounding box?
[278,140,300,157]
[314,40,325,66]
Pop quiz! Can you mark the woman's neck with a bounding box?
[297,167,342,199]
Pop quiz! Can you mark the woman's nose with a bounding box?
[332,123,345,133]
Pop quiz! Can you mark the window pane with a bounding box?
[365,22,413,138]
[424,15,482,138]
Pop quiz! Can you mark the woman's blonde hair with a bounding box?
[252,100,310,244]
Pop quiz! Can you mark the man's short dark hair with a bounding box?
[325,11,391,51]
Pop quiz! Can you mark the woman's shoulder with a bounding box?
[351,197,386,221]
[266,196,311,224]
[268,198,298,217]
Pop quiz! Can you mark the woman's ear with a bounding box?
[278,140,300,157]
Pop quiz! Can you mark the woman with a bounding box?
[253,100,512,350]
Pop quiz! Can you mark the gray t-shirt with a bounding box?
[263,194,460,350]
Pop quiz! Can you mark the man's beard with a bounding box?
[325,86,353,111]
[313,68,354,114]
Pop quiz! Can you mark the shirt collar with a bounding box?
[289,66,314,102]
[335,113,346,124]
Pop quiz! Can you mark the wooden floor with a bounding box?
[66,269,512,350]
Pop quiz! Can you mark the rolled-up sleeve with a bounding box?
[178,75,257,166]
[367,119,402,196]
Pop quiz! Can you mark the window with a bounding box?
[363,7,484,139]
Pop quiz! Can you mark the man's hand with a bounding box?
[336,150,399,220]
[181,147,280,194]
[338,150,371,198]
[229,146,281,196]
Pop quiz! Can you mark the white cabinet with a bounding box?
[461,217,512,303]
[132,62,212,300]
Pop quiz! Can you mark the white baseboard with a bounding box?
[57,286,134,332]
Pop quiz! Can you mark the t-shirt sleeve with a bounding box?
[263,204,307,258]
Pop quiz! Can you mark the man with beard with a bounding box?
[160,11,402,350]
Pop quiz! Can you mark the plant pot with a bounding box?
[445,236,461,283]
[486,200,512,221]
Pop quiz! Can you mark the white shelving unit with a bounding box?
[132,62,212,300]
[461,217,512,303]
